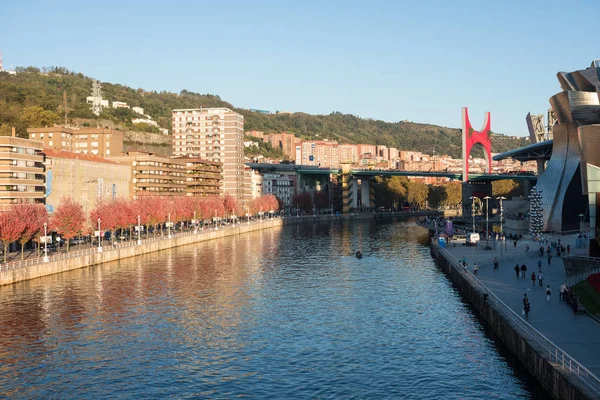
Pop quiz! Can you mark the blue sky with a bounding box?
[1,0,598,136]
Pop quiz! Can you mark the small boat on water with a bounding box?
[355,251,363,259]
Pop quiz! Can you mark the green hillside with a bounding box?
[0,67,528,158]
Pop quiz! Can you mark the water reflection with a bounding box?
[0,220,544,398]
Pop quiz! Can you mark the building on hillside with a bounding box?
[28,127,124,157]
[246,130,264,140]
[43,149,131,217]
[172,157,222,196]
[299,140,343,168]
[0,134,45,210]
[132,118,159,127]
[265,133,301,161]
[108,152,185,197]
[172,108,245,199]
[358,144,376,156]
[339,144,358,164]
[112,101,130,109]
[376,145,388,160]
[388,147,399,162]
[85,97,109,108]
[132,107,144,115]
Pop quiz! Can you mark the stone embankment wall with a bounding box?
[1,211,441,287]
[431,245,593,400]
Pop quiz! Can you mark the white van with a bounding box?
[449,234,466,245]
[466,233,480,246]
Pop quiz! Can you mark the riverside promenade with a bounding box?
[437,235,600,399]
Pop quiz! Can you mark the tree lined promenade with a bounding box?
[0,194,280,267]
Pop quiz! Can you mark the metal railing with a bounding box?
[435,241,600,397]
[563,255,600,286]
[0,217,285,272]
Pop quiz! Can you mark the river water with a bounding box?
[0,219,545,398]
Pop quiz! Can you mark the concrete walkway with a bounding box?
[442,235,600,378]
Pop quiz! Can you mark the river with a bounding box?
[0,218,546,398]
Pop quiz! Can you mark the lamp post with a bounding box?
[469,196,480,232]
[168,213,172,238]
[232,209,236,226]
[43,222,49,263]
[193,211,198,234]
[137,215,142,245]
[496,196,506,236]
[484,196,491,248]
[296,205,299,218]
[97,218,102,252]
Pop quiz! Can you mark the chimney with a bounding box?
[11,127,15,137]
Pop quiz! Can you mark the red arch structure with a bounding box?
[462,107,492,181]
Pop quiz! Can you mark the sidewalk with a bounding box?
[443,235,600,377]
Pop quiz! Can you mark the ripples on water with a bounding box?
[0,219,545,398]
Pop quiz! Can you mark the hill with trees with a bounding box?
[0,67,529,158]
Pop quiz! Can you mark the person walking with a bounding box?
[540,246,545,257]
[493,257,499,270]
[567,244,571,254]
[559,283,566,301]
[523,294,530,319]
[520,264,527,279]
[538,272,544,287]
[546,285,551,302]
[547,253,552,266]
[514,239,517,248]
[537,259,542,273]
[531,271,536,287]
[514,264,520,279]
[473,262,479,275]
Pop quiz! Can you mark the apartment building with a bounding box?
[358,144,376,156]
[0,134,45,209]
[299,140,342,168]
[43,149,131,217]
[173,157,223,196]
[376,145,388,160]
[28,127,123,157]
[262,173,296,209]
[172,108,245,199]
[108,152,185,197]
[265,133,301,161]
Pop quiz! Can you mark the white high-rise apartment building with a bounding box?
[172,108,245,199]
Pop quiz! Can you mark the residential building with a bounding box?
[132,118,159,127]
[262,172,296,210]
[112,101,130,109]
[85,97,109,108]
[358,144,376,156]
[173,157,222,196]
[132,106,144,115]
[388,147,399,161]
[0,133,45,210]
[376,145,388,160]
[43,149,131,217]
[27,127,74,152]
[244,167,263,200]
[265,133,301,161]
[172,108,245,199]
[28,127,124,157]
[246,130,264,140]
[339,144,358,164]
[299,140,344,168]
[108,152,185,197]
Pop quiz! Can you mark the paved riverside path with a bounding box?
[441,235,600,378]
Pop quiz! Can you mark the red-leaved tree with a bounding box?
[51,197,85,252]
[292,192,313,212]
[0,211,26,263]
[14,204,46,260]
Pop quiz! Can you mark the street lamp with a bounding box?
[137,215,142,244]
[193,211,198,234]
[43,222,49,263]
[496,196,506,236]
[484,196,491,247]
[469,196,480,232]
[97,218,102,253]
[168,212,172,239]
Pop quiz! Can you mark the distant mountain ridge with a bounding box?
[0,67,528,158]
